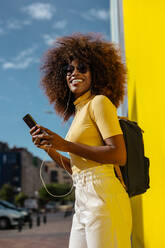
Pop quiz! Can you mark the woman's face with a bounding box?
[65,59,92,99]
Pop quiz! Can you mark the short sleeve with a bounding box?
[90,95,123,139]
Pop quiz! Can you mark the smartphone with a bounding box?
[22,114,37,129]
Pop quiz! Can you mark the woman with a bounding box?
[30,33,132,248]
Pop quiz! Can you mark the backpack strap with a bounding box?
[118,116,144,133]
[88,108,128,191]
[114,165,127,190]
[118,116,129,120]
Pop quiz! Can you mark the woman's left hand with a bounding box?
[32,125,69,152]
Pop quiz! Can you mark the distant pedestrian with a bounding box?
[30,33,132,248]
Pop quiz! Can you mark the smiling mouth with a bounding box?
[71,79,83,84]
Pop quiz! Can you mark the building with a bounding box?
[45,161,72,185]
[0,142,49,197]
[0,142,71,198]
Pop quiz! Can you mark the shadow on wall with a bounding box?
[131,195,144,248]
[130,82,138,121]
[130,84,145,248]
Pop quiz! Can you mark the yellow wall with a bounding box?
[123,0,165,247]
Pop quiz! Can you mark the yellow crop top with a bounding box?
[65,90,123,174]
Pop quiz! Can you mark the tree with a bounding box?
[38,183,75,206]
[15,192,28,207]
[0,183,14,202]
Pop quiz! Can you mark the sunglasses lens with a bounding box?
[66,65,74,74]
[63,63,88,75]
[78,63,88,73]
[63,65,74,75]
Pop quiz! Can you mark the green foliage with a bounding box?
[14,192,28,207]
[63,186,75,203]
[38,183,75,205]
[0,183,14,202]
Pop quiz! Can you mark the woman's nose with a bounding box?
[72,67,79,76]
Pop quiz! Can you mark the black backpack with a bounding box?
[114,117,150,197]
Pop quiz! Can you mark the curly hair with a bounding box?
[40,33,127,121]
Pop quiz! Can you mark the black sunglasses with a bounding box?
[63,63,89,76]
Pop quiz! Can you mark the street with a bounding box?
[0,211,73,248]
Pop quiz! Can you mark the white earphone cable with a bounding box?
[39,91,74,198]
[40,149,74,198]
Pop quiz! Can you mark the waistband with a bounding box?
[72,165,115,187]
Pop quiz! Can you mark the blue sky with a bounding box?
[0,0,111,160]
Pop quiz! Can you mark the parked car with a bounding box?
[0,205,23,229]
[24,198,38,213]
[45,201,57,212]
[0,200,31,222]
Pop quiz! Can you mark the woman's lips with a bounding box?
[70,79,83,85]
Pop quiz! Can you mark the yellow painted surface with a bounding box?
[123,0,165,247]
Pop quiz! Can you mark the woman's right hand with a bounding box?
[29,125,49,150]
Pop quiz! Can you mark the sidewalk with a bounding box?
[0,212,73,248]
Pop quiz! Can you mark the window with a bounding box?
[51,171,58,182]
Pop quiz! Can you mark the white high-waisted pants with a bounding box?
[69,165,132,248]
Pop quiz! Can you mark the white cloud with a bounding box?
[22,3,55,20]
[3,58,34,70]
[7,20,22,30]
[0,58,5,63]
[7,19,32,30]
[0,96,11,103]
[0,27,5,35]
[82,8,110,21]
[53,20,67,29]
[2,46,38,70]
[15,47,36,61]
[23,20,32,25]
[43,34,59,46]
